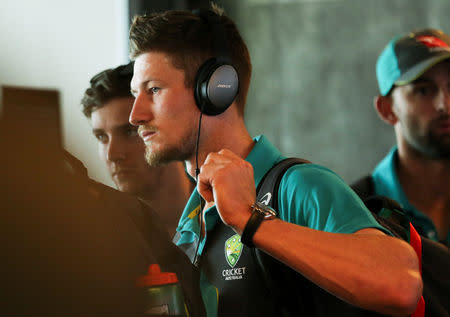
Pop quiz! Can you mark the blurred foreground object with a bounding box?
[0,86,205,317]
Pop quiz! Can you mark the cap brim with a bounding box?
[395,53,450,85]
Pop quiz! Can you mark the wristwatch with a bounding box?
[241,202,277,248]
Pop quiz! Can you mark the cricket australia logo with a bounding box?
[223,234,247,281]
[225,234,243,268]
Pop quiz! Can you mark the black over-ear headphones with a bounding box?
[193,10,239,116]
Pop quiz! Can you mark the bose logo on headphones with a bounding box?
[217,84,232,88]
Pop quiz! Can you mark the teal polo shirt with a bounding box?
[176,135,388,317]
[372,146,449,244]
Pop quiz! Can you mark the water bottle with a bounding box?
[137,264,188,316]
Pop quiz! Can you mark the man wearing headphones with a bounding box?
[81,63,194,235]
[128,5,422,317]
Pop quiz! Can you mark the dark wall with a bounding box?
[226,0,450,183]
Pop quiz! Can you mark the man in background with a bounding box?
[352,28,449,245]
[81,62,194,235]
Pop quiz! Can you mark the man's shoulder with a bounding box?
[278,161,356,202]
[272,159,383,233]
[282,162,343,185]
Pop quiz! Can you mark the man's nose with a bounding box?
[130,94,152,126]
[106,138,126,162]
[437,90,450,114]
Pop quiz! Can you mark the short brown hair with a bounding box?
[81,63,133,118]
[129,5,252,116]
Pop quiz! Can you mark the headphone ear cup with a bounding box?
[194,58,239,116]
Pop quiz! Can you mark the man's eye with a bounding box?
[94,133,108,143]
[418,87,429,95]
[149,87,160,94]
[414,85,436,96]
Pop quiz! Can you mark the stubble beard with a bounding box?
[427,133,450,159]
[407,115,450,159]
[144,129,198,167]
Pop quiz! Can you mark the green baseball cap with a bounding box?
[376,28,450,96]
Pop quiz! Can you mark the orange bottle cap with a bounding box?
[136,264,179,287]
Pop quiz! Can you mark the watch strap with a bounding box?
[241,209,265,248]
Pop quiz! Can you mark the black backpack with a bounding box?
[253,158,444,317]
[351,175,450,317]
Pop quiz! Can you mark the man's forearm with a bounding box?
[248,219,423,317]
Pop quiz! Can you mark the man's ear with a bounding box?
[374,95,397,125]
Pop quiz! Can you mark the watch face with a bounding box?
[255,202,277,219]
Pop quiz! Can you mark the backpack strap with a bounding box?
[256,157,310,207]
[350,175,375,200]
[254,158,310,316]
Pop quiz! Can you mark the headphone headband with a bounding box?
[195,10,228,61]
